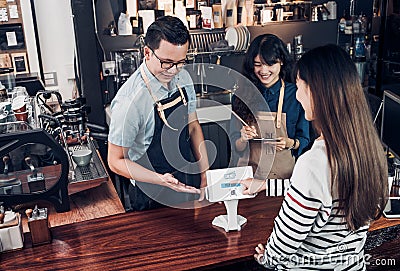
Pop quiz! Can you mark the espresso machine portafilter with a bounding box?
[60,98,91,141]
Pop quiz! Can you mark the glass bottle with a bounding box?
[352,15,360,34]
[354,36,366,58]
[339,9,346,32]
[360,13,368,34]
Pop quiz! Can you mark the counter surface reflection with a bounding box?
[0,195,399,270]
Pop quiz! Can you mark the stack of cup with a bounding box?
[12,96,29,122]
[0,101,11,124]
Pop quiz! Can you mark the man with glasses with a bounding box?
[108,16,209,211]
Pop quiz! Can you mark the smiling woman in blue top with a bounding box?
[231,34,310,179]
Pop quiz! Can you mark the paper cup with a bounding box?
[12,96,27,113]
[12,86,28,98]
[14,111,28,122]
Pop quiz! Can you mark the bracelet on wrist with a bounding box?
[288,139,297,150]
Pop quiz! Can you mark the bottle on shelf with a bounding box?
[212,4,223,28]
[352,14,361,34]
[345,14,353,34]
[293,34,303,61]
[326,1,337,20]
[360,13,368,34]
[354,36,367,84]
[354,36,366,58]
[348,46,354,58]
[225,0,238,27]
[245,0,254,26]
[339,10,346,32]
[237,0,246,24]
[320,5,329,21]
[286,42,292,55]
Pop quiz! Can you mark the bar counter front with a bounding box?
[1,194,400,271]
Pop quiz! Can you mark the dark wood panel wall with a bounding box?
[71,0,106,126]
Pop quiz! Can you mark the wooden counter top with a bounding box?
[19,180,125,233]
[1,194,399,270]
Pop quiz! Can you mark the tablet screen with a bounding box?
[250,138,280,142]
[205,166,256,202]
[383,198,400,219]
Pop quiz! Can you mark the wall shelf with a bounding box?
[0,0,29,75]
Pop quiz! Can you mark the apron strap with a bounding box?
[276,79,285,129]
[140,65,159,104]
[177,85,187,106]
[156,103,177,131]
[140,65,186,131]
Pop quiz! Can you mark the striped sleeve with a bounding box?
[266,179,291,196]
[263,162,330,268]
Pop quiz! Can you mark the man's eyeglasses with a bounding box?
[150,47,187,70]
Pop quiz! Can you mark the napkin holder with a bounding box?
[27,207,51,246]
[0,211,24,252]
[27,172,46,193]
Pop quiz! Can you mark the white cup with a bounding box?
[11,87,28,101]
[14,86,27,96]
[12,95,27,113]
[261,9,274,25]
[276,8,284,21]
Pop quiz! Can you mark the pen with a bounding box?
[228,107,249,127]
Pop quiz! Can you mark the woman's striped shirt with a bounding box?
[262,140,368,270]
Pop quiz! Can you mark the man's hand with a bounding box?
[197,172,207,201]
[160,173,201,194]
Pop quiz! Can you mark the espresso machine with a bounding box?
[34,91,109,195]
[0,90,109,212]
[0,122,70,212]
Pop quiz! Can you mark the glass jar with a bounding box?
[0,68,15,93]
[354,36,366,58]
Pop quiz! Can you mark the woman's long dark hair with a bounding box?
[295,44,388,230]
[233,34,294,123]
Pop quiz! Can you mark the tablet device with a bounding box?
[205,166,256,202]
[250,138,280,142]
[383,197,400,219]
